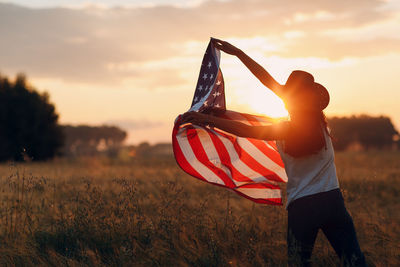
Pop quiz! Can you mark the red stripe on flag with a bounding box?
[172,120,206,182]
[237,182,279,189]
[268,140,278,151]
[207,129,254,183]
[248,139,285,167]
[211,127,282,183]
[232,112,285,168]
[234,182,282,205]
[232,191,282,205]
[185,125,237,188]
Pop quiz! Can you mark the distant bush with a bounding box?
[328,115,398,150]
[61,125,127,156]
[0,73,63,161]
[134,142,172,157]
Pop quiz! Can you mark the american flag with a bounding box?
[172,40,288,205]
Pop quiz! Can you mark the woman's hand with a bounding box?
[211,37,283,95]
[181,111,209,126]
[211,38,241,56]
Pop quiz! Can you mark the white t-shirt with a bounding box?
[277,129,339,208]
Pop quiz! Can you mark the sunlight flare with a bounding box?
[247,90,289,118]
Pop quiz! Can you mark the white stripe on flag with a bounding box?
[176,128,225,185]
[237,138,288,182]
[235,187,282,200]
[224,111,287,182]
[263,140,279,152]
[194,126,234,180]
[212,129,270,184]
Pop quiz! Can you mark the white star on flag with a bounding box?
[213,91,221,98]
[202,73,208,80]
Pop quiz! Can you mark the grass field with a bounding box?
[0,151,399,266]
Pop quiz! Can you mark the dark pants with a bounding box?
[287,189,367,267]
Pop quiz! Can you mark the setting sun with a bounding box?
[222,70,289,119]
[248,90,289,118]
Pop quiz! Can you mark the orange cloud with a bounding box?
[1,0,398,87]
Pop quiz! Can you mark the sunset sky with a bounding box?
[1,0,399,144]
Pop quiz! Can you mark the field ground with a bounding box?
[0,151,399,266]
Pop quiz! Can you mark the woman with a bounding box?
[182,38,367,266]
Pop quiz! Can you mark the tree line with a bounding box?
[328,115,398,150]
[0,73,127,161]
[61,125,126,156]
[0,74,399,161]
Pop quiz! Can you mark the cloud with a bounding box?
[277,36,400,60]
[0,0,399,86]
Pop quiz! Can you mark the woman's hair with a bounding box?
[284,111,329,157]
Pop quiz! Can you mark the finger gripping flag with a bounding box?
[172,40,288,205]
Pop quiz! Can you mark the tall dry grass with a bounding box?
[0,152,398,266]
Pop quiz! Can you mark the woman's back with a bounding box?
[277,128,339,208]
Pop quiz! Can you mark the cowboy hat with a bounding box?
[282,70,330,111]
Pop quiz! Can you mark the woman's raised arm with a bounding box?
[211,38,285,97]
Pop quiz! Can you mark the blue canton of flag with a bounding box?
[190,41,226,113]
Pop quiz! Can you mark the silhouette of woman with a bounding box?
[182,38,367,267]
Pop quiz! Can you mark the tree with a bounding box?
[0,73,63,161]
[61,125,127,156]
[328,115,398,150]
